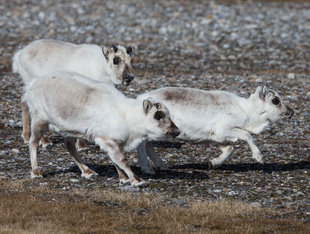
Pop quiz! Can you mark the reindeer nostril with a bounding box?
[123,75,134,85]
[128,75,134,81]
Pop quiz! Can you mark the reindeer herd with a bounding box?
[12,39,293,186]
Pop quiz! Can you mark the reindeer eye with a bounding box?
[113,57,120,65]
[272,97,280,105]
[154,103,161,109]
[154,111,165,121]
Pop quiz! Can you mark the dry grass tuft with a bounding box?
[0,179,309,233]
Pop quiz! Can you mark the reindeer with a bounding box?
[23,71,180,186]
[13,39,135,149]
[136,85,294,174]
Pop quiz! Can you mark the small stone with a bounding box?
[38,12,45,21]
[70,179,79,183]
[275,190,282,195]
[227,191,236,196]
[175,199,187,206]
[220,55,227,60]
[121,185,139,192]
[287,73,295,79]
[255,77,263,83]
[250,202,261,208]
[11,148,20,154]
[228,55,236,60]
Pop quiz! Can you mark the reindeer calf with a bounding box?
[23,71,180,186]
[137,86,294,174]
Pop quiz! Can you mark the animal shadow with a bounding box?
[44,164,209,181]
[172,161,310,173]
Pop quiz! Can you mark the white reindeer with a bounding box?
[137,86,294,174]
[12,39,134,85]
[23,71,180,186]
[13,39,135,148]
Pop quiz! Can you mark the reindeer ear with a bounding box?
[102,47,110,60]
[112,44,118,53]
[126,46,133,56]
[259,85,269,101]
[143,99,153,114]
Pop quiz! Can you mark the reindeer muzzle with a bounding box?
[167,121,180,138]
[123,74,134,86]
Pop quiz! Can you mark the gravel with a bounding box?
[0,0,309,223]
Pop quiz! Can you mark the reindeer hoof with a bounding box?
[31,169,43,179]
[81,169,98,179]
[22,134,29,144]
[141,167,156,175]
[257,159,264,165]
[76,139,88,151]
[119,178,131,185]
[131,179,148,187]
[157,164,169,172]
[210,159,223,169]
[39,136,53,148]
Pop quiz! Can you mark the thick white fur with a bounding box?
[137,86,293,174]
[13,39,134,150]
[12,39,133,85]
[23,71,179,186]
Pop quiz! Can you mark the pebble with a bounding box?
[70,179,79,183]
[287,73,295,79]
[175,199,187,206]
[11,148,20,154]
[120,186,140,192]
[250,202,261,208]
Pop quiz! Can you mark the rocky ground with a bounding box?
[0,0,309,223]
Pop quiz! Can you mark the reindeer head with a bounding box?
[102,44,134,86]
[252,85,294,122]
[142,98,180,140]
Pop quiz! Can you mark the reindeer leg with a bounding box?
[145,141,169,171]
[95,137,146,186]
[64,137,97,179]
[21,98,30,143]
[210,145,234,168]
[137,141,156,175]
[29,120,47,178]
[230,128,263,164]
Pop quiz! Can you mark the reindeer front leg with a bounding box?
[210,145,234,168]
[95,137,146,186]
[230,128,263,164]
